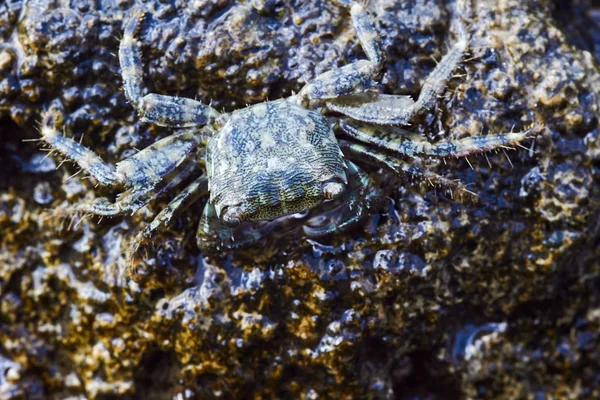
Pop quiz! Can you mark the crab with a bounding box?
[40,4,535,254]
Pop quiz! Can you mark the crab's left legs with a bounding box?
[340,120,536,159]
[131,175,209,254]
[298,4,384,100]
[303,161,380,237]
[327,22,469,125]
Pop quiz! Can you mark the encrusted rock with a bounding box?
[0,0,599,398]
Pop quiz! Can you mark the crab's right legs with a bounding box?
[298,4,384,100]
[120,10,220,128]
[41,110,201,186]
[41,110,121,186]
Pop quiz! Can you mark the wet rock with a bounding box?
[0,0,599,398]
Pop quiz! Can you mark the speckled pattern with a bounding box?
[207,99,346,220]
[0,0,599,399]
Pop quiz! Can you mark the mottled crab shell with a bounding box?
[206,99,348,221]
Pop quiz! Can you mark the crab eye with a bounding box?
[221,206,243,227]
[322,181,345,201]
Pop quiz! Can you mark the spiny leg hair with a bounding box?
[340,141,476,199]
[340,120,536,159]
[119,10,220,128]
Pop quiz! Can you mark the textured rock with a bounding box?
[0,0,599,398]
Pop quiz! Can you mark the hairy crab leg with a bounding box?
[71,162,199,217]
[340,120,537,158]
[327,21,469,125]
[340,141,476,198]
[120,10,220,127]
[40,110,121,186]
[41,109,202,189]
[407,22,469,119]
[298,4,384,100]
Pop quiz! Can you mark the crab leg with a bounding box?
[411,22,468,116]
[327,22,469,125]
[131,175,209,253]
[40,110,202,189]
[298,4,384,100]
[120,10,220,128]
[340,141,476,197]
[340,120,535,158]
[71,162,199,217]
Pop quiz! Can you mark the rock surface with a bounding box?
[1,0,599,398]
